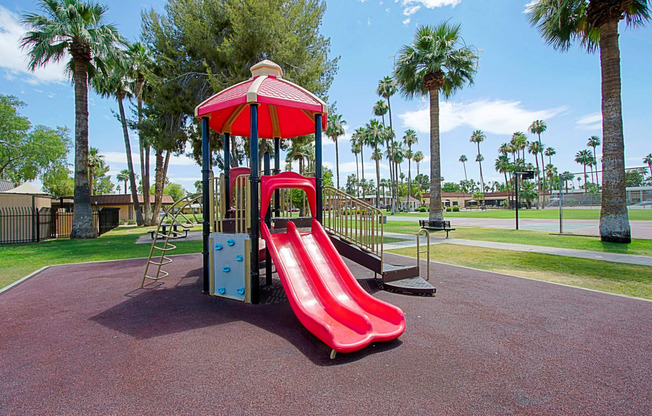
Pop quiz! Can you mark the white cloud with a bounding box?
[101,151,198,167]
[398,99,568,135]
[403,5,421,16]
[402,0,461,10]
[403,18,411,25]
[0,6,68,84]
[576,112,602,130]
[524,0,539,14]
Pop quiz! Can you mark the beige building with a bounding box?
[422,191,510,209]
[53,194,175,222]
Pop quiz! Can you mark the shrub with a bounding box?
[417,206,428,212]
[445,207,452,212]
[452,206,460,212]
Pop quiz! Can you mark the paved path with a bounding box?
[383,232,652,267]
[1,254,651,415]
[387,215,652,239]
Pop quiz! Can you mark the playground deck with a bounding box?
[1,253,651,415]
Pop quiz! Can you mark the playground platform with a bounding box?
[1,253,651,415]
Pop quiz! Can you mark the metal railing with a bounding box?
[322,185,384,261]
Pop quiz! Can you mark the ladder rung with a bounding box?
[153,244,177,251]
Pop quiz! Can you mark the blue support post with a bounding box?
[315,114,323,222]
[201,117,211,293]
[223,132,231,216]
[250,105,260,304]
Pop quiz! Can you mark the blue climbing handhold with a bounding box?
[215,244,223,251]
[223,266,231,273]
[236,255,243,262]
[227,239,235,246]
[236,288,245,295]
[218,287,226,295]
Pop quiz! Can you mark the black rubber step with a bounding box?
[382,276,436,295]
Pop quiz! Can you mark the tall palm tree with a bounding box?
[351,139,361,197]
[413,151,424,176]
[544,146,556,166]
[22,0,123,239]
[587,135,601,184]
[365,120,385,208]
[394,23,478,221]
[528,140,544,207]
[403,129,418,200]
[373,100,388,125]
[93,53,144,225]
[644,153,652,178]
[377,77,398,213]
[352,127,366,194]
[377,76,397,132]
[529,0,650,243]
[511,132,528,161]
[88,147,104,197]
[529,120,548,191]
[325,112,346,189]
[575,149,593,193]
[459,154,468,181]
[117,169,130,194]
[469,130,486,194]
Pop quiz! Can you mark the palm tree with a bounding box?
[352,127,366,194]
[529,120,548,192]
[587,135,601,184]
[511,132,528,161]
[22,0,123,239]
[529,1,650,243]
[377,76,397,131]
[403,129,418,200]
[88,147,104,197]
[459,155,468,181]
[325,112,346,189]
[117,169,130,194]
[394,23,478,221]
[469,130,486,194]
[365,120,385,207]
[544,146,556,166]
[644,153,652,178]
[575,149,593,193]
[93,53,144,225]
[528,140,544,207]
[373,100,388,125]
[413,151,424,176]
[351,139,361,197]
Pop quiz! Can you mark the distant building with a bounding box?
[52,194,175,222]
[422,191,510,209]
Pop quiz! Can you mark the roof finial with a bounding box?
[250,60,283,78]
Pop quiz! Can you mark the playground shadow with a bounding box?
[90,272,400,366]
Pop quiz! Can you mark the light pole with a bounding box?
[514,170,534,230]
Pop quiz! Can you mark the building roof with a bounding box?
[423,191,510,199]
[2,182,47,195]
[54,194,175,205]
[195,60,328,139]
[0,179,14,192]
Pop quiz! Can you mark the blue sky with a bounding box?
[1,0,651,193]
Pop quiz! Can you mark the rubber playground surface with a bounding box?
[2,253,651,415]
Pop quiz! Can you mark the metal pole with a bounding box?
[315,114,323,222]
[249,104,260,304]
[201,117,211,294]
[515,173,519,231]
[274,137,280,218]
[264,151,272,286]
[224,132,231,215]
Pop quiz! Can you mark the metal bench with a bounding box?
[419,219,455,239]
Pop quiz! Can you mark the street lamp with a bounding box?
[514,170,534,230]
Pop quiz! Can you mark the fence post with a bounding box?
[36,208,40,242]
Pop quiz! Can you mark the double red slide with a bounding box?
[261,219,405,354]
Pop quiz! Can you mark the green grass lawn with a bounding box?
[381,221,652,257]
[388,208,652,221]
[389,244,652,300]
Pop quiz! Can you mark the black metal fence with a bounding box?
[0,207,120,244]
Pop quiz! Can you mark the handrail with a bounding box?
[415,228,430,281]
[322,186,384,266]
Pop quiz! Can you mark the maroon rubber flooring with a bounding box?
[1,253,651,415]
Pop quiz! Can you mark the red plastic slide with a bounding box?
[261,219,405,354]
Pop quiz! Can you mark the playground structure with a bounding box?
[143,60,435,355]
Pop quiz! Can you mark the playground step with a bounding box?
[381,276,436,296]
[328,234,420,282]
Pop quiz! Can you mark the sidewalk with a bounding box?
[383,232,652,267]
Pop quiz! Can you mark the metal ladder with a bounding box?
[141,194,203,288]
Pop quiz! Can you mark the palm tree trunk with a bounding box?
[462,162,467,181]
[70,58,96,239]
[335,137,340,189]
[429,88,443,221]
[355,153,360,198]
[151,149,167,222]
[407,158,412,210]
[136,76,152,225]
[375,146,380,208]
[117,96,144,226]
[598,19,630,243]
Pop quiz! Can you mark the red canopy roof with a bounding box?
[195,60,328,139]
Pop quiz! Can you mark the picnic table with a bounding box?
[149,223,190,239]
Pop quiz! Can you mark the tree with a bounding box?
[0,95,71,185]
[93,51,144,225]
[528,140,544,207]
[469,130,486,195]
[22,0,124,239]
[511,132,528,161]
[413,151,424,176]
[587,135,601,184]
[575,149,593,193]
[325,112,345,189]
[529,0,650,243]
[352,127,366,196]
[403,129,418,200]
[529,119,547,200]
[459,154,468,181]
[544,146,556,166]
[42,165,74,196]
[377,76,398,213]
[88,147,114,195]
[644,153,652,178]
[365,119,385,208]
[117,169,130,194]
[373,100,388,125]
[394,23,478,222]
[625,168,645,187]
[495,154,512,203]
